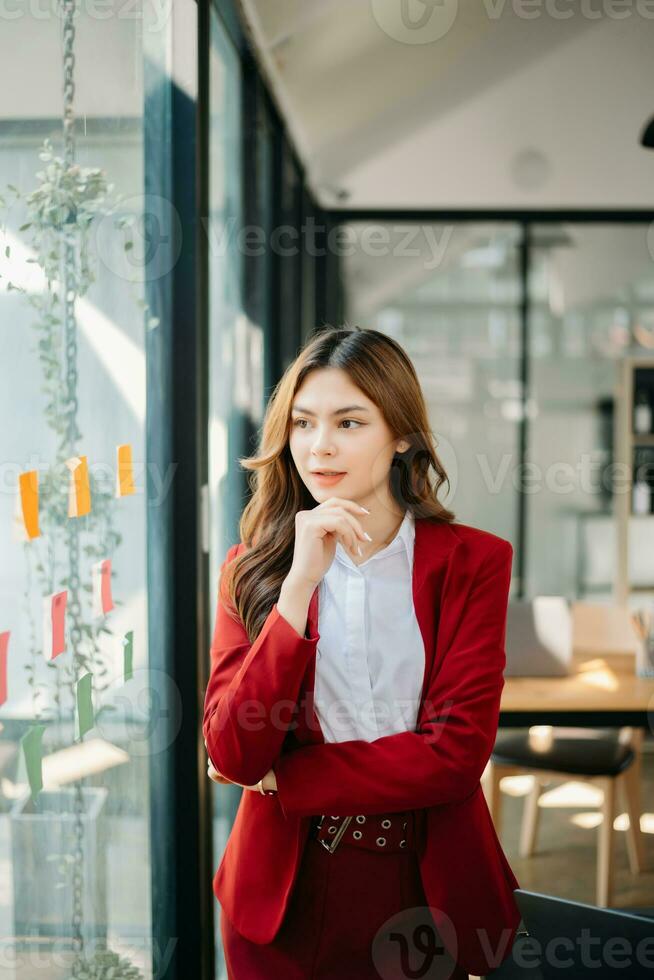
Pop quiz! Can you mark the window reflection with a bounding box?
[343,222,521,546]
[342,220,654,608]
[0,7,152,978]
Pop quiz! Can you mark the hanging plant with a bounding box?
[0,136,149,978]
[0,137,131,723]
[65,946,145,980]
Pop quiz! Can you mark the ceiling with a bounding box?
[238,0,654,210]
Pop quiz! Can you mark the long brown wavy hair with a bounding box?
[222,325,456,641]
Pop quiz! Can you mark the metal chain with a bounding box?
[60,0,86,967]
[62,0,75,171]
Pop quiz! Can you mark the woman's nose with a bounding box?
[311,430,336,453]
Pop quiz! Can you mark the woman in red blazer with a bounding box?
[203,326,522,979]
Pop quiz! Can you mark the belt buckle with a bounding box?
[317,815,353,853]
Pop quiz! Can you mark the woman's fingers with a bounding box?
[206,759,275,794]
[205,738,231,783]
[207,761,233,785]
[316,511,366,557]
[205,742,248,787]
[339,515,367,558]
[328,508,367,543]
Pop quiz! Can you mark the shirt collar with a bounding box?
[334,509,415,570]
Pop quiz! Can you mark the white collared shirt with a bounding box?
[314,509,426,743]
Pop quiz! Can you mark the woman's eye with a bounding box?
[292,418,361,429]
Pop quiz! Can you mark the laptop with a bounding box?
[504,597,573,677]
[512,889,654,979]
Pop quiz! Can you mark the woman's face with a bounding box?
[288,367,408,509]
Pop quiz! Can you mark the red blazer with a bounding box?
[203,517,522,977]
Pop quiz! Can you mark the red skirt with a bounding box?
[220,814,469,980]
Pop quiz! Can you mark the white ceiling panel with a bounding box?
[239,0,654,209]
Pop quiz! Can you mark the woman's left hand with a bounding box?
[204,741,277,792]
[206,759,233,785]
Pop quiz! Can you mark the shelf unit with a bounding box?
[614,356,654,604]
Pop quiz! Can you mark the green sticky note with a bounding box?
[123,630,133,682]
[76,672,94,740]
[21,724,46,801]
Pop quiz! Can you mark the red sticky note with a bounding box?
[43,591,67,660]
[52,592,67,655]
[92,559,114,618]
[0,631,9,706]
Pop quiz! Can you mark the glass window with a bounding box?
[342,221,522,551]
[342,219,654,607]
[207,8,261,978]
[276,140,303,371]
[0,5,157,977]
[527,222,654,603]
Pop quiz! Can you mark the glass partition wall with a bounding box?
[0,5,156,978]
[343,221,523,554]
[527,223,654,604]
[342,219,654,607]
[207,10,252,976]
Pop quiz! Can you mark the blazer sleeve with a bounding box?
[202,544,321,787]
[274,538,513,817]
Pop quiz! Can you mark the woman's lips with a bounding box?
[311,471,347,485]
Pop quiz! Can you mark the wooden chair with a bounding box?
[485,727,647,907]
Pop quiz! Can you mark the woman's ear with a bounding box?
[395,439,410,453]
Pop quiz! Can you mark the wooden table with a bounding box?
[499,601,654,728]
[495,604,653,906]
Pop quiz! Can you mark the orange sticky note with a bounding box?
[92,559,114,618]
[19,470,40,539]
[116,444,135,497]
[66,456,91,518]
[43,591,67,660]
[0,631,9,706]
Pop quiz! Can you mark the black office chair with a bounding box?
[485,727,647,907]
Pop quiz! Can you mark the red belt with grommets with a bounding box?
[310,811,418,854]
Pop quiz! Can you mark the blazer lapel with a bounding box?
[411,517,461,710]
[293,516,462,746]
[299,586,323,745]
